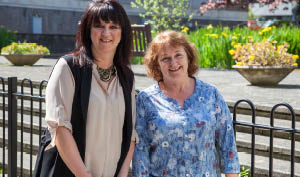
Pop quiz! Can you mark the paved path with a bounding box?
[1,56,300,109]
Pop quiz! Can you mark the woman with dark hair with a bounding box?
[34,0,137,177]
[132,31,240,177]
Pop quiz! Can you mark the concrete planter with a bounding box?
[232,65,297,86]
[1,54,45,66]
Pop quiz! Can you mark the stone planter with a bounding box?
[232,65,297,86]
[1,54,45,66]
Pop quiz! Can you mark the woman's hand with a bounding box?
[225,173,239,177]
[76,171,92,177]
[117,141,135,177]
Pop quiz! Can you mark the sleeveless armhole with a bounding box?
[45,58,75,146]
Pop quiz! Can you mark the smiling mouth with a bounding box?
[100,39,112,43]
[169,66,182,72]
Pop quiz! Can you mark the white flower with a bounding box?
[162,141,169,147]
[206,172,210,177]
[188,133,195,142]
[198,96,204,102]
[227,124,232,130]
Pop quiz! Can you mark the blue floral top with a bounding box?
[132,79,240,177]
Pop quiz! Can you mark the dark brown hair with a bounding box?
[71,0,132,69]
[144,30,199,81]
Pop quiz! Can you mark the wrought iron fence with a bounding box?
[233,100,300,177]
[0,76,299,177]
[0,77,47,177]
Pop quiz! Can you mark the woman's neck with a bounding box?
[92,47,115,69]
[160,77,194,95]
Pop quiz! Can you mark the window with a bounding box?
[32,15,42,34]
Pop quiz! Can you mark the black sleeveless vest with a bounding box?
[33,55,134,177]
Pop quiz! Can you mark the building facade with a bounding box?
[0,0,247,56]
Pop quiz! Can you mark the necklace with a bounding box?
[96,65,116,82]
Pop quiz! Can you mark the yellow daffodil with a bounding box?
[210,34,218,38]
[292,55,299,60]
[248,55,255,60]
[248,36,253,39]
[232,36,237,40]
[259,32,263,35]
[206,24,213,29]
[229,49,236,55]
[181,27,189,33]
[234,44,241,49]
[231,41,236,46]
[293,63,298,66]
[236,62,244,66]
[221,32,228,37]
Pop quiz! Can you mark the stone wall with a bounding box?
[0,6,82,35]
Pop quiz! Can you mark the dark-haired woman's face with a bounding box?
[90,19,121,55]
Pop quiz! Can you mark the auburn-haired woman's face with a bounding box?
[157,45,189,82]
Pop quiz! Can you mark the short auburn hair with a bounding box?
[144,30,199,81]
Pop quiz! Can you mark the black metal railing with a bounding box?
[0,77,46,177]
[233,99,300,177]
[0,77,6,177]
[0,77,299,177]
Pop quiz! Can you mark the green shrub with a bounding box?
[0,25,17,53]
[1,42,50,55]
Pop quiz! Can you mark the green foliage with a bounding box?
[248,7,256,20]
[131,56,143,64]
[131,0,193,31]
[0,25,17,53]
[1,42,50,55]
[240,166,250,177]
[188,24,300,69]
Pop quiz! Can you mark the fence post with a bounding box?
[8,77,17,177]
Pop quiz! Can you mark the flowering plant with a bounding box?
[1,42,50,55]
[229,41,299,66]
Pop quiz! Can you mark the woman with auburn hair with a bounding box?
[34,1,137,177]
[132,31,240,177]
